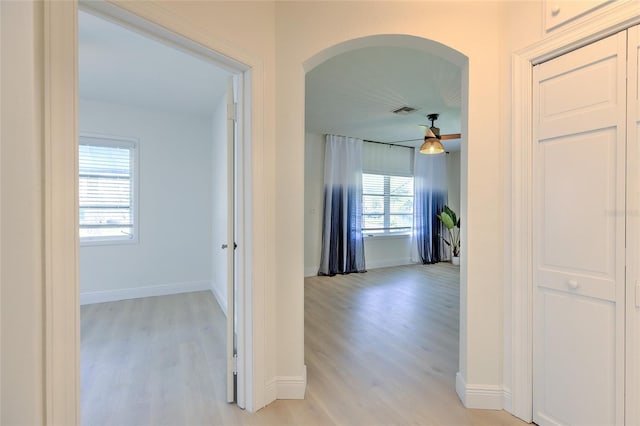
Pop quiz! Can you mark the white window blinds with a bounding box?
[362,173,414,235]
[79,136,137,243]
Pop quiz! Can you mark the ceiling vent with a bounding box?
[391,106,419,115]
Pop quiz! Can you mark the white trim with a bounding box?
[455,372,504,410]
[503,387,513,413]
[44,1,80,424]
[510,1,640,423]
[274,366,307,400]
[305,258,418,276]
[78,132,139,246]
[365,258,415,270]
[265,378,277,403]
[211,281,228,317]
[80,280,211,305]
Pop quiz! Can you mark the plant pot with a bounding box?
[451,256,460,266]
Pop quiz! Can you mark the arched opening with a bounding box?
[303,35,470,417]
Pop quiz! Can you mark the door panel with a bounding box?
[539,129,617,279]
[538,291,616,426]
[533,31,626,426]
[537,38,623,140]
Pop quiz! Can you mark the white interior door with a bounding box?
[533,31,627,426]
[627,24,640,426]
[226,76,237,404]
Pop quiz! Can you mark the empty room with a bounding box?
[77,9,241,424]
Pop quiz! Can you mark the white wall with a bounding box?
[211,94,228,313]
[304,132,325,276]
[364,235,413,269]
[79,99,214,301]
[275,0,509,400]
[447,151,461,220]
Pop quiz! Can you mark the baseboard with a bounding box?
[210,283,228,317]
[80,280,211,305]
[306,260,416,275]
[267,366,307,400]
[265,378,277,404]
[503,387,513,413]
[366,258,414,270]
[455,372,505,410]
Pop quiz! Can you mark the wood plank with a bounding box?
[81,264,527,425]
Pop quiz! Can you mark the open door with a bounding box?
[225,76,237,403]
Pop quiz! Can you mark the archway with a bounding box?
[303,34,469,407]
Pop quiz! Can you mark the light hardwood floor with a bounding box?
[81,264,527,425]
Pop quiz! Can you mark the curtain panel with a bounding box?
[318,135,366,276]
[413,152,448,264]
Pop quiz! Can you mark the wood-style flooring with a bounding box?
[81,263,526,425]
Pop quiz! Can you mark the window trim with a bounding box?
[79,132,139,246]
[362,172,414,236]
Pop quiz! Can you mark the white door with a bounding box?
[627,24,640,426]
[225,76,237,404]
[533,31,627,426]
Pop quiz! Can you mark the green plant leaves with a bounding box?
[437,205,461,257]
[438,211,455,229]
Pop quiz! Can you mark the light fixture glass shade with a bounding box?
[419,138,445,154]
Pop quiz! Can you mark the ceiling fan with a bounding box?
[419,113,462,154]
[423,113,462,140]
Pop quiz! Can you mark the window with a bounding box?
[362,173,414,235]
[79,135,137,244]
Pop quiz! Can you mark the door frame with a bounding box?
[43,1,258,423]
[510,2,640,423]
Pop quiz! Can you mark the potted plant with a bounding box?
[437,205,461,265]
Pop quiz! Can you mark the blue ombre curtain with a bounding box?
[413,152,448,264]
[318,135,366,276]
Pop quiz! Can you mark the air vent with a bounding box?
[391,106,419,115]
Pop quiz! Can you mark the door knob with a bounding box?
[221,244,228,249]
[567,279,579,289]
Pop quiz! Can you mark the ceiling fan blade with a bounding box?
[440,133,462,140]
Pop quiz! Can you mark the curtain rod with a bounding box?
[363,139,450,154]
[363,139,418,149]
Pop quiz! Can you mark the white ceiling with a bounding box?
[79,11,231,117]
[79,11,463,150]
[305,46,462,151]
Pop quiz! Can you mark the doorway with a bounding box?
[77,4,247,422]
[303,35,468,407]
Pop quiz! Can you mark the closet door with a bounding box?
[628,24,640,426]
[533,31,626,426]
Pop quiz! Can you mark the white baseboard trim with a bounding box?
[80,280,211,305]
[306,260,416,276]
[210,283,228,317]
[267,366,307,400]
[503,387,512,413]
[265,378,277,404]
[455,372,505,410]
[366,258,414,270]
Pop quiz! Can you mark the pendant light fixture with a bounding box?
[419,113,445,155]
